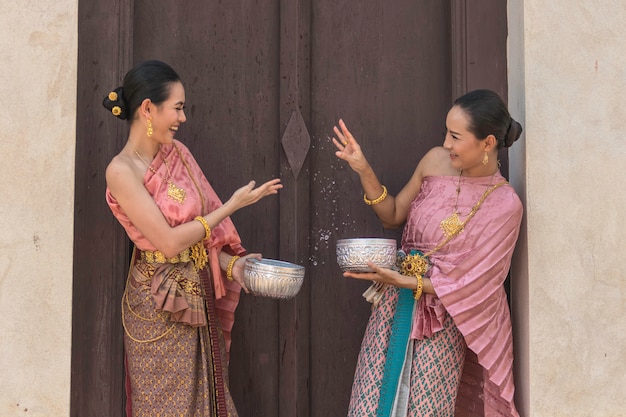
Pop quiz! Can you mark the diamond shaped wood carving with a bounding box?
[281,109,311,179]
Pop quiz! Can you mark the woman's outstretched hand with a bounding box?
[226,178,282,212]
[343,262,414,290]
[332,119,370,174]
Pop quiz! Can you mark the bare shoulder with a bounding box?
[417,146,456,177]
[106,154,130,178]
[106,153,141,188]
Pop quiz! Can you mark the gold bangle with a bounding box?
[226,255,240,281]
[194,216,211,241]
[413,274,423,300]
[363,185,388,206]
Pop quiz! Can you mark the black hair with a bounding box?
[102,60,182,121]
[453,89,523,148]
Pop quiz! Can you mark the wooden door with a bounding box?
[72,1,507,416]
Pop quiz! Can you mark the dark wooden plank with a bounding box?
[71,0,133,416]
[278,1,313,415]
[132,1,283,416]
[465,0,508,98]
[452,0,510,176]
[308,1,452,415]
[452,0,508,98]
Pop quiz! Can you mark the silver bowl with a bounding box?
[243,258,305,299]
[336,238,397,272]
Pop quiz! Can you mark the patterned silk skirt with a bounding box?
[122,257,238,417]
[348,285,467,417]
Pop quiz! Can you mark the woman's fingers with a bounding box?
[343,262,394,283]
[338,119,353,141]
[236,253,263,293]
[343,263,382,281]
[261,178,283,194]
[332,119,362,153]
[252,178,283,199]
[228,178,282,211]
[333,125,348,145]
[246,178,283,203]
[343,271,378,280]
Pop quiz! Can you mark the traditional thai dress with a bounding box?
[106,140,245,417]
[348,173,523,417]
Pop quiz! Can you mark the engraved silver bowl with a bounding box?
[336,238,397,272]
[243,258,305,299]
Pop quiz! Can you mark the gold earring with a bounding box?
[482,151,488,165]
[146,118,153,137]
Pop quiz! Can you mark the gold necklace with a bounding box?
[439,169,500,238]
[134,148,186,204]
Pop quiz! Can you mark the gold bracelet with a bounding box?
[194,216,211,241]
[226,255,240,281]
[363,185,388,206]
[413,274,423,300]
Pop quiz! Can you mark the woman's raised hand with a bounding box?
[332,119,370,174]
[225,178,282,212]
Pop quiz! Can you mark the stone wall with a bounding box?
[0,1,77,415]
[508,1,626,416]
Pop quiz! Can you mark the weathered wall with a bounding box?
[0,2,77,415]
[508,1,626,416]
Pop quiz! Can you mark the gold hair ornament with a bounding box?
[108,91,118,101]
[112,106,122,116]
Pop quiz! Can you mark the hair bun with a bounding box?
[102,87,129,120]
[504,118,523,148]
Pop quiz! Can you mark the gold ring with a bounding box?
[342,141,348,146]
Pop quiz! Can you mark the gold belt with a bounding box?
[140,248,193,264]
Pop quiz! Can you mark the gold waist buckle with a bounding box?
[140,248,193,264]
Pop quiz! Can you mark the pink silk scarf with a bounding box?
[402,174,523,417]
[106,139,245,353]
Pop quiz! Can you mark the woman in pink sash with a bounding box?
[102,60,282,417]
[332,89,523,416]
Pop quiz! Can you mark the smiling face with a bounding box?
[150,81,187,144]
[443,105,491,175]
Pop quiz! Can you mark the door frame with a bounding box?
[70,1,508,416]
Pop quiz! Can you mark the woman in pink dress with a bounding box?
[102,60,282,417]
[332,89,523,417]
